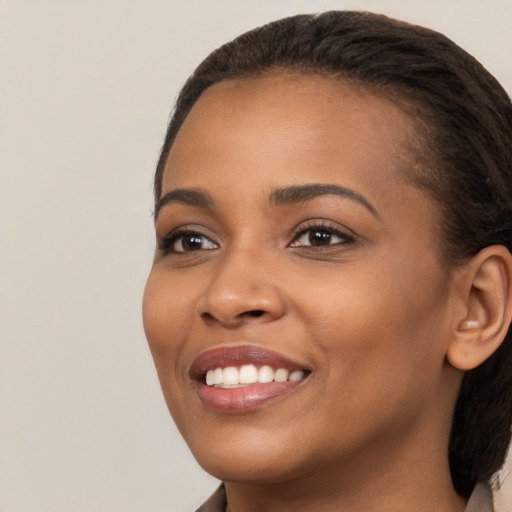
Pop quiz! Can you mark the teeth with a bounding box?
[274,368,289,382]
[223,367,239,385]
[258,365,274,383]
[205,364,306,387]
[213,368,223,385]
[289,370,305,381]
[239,364,258,384]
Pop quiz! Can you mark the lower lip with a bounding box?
[197,380,305,413]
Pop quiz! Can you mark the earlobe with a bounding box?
[447,245,512,371]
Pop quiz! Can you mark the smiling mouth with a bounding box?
[205,364,306,388]
[191,345,311,412]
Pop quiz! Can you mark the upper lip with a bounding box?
[189,345,310,381]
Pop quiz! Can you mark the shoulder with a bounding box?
[465,482,495,512]
[194,484,226,512]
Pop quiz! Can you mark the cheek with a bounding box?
[142,270,199,432]
[142,270,190,380]
[292,256,451,393]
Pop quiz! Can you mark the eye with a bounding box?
[159,230,219,254]
[289,222,355,248]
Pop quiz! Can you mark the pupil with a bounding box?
[184,235,203,250]
[309,230,331,246]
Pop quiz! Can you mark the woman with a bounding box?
[143,11,512,512]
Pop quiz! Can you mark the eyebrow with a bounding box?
[155,183,379,219]
[269,184,379,217]
[155,188,215,218]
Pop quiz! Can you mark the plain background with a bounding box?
[1,1,511,511]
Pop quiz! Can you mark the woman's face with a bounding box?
[143,75,461,485]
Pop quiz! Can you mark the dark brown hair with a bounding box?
[154,11,512,498]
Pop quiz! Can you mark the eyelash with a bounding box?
[158,221,355,255]
[158,227,218,254]
[289,220,355,249]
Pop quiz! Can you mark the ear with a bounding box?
[447,245,512,371]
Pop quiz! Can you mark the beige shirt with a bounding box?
[195,482,494,512]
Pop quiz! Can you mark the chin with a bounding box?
[185,429,306,484]
[197,455,301,485]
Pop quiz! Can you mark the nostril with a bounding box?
[200,309,266,326]
[201,312,216,322]
[246,310,265,318]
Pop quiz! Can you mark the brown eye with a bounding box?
[308,230,334,246]
[173,233,217,253]
[290,225,354,248]
[160,231,218,254]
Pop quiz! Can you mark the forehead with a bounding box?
[162,74,423,204]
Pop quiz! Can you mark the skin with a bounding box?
[143,75,469,512]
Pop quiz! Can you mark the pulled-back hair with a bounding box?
[154,11,512,498]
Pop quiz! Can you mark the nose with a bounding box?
[196,249,286,327]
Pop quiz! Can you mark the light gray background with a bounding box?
[1,1,511,511]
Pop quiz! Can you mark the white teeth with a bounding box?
[274,368,289,382]
[258,365,274,383]
[239,364,258,384]
[223,367,239,385]
[205,364,306,387]
[213,368,223,385]
[288,370,305,381]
